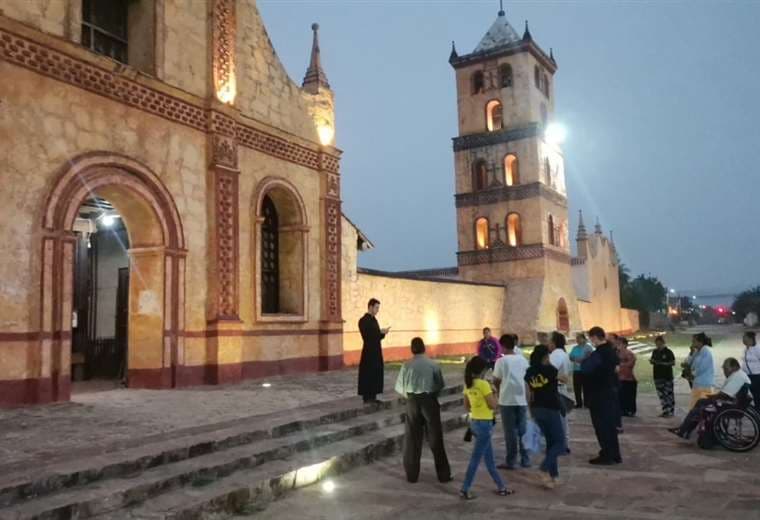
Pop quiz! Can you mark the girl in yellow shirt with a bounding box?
[461,356,515,500]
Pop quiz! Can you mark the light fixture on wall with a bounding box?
[99,212,120,227]
[544,122,567,145]
[317,121,334,146]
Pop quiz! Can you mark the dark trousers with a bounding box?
[589,397,621,462]
[612,386,623,428]
[403,393,451,483]
[573,372,588,408]
[678,397,717,437]
[362,394,376,403]
[619,380,638,416]
[749,374,760,411]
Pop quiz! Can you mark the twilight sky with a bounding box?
[258,0,760,295]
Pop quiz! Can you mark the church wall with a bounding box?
[236,0,321,143]
[0,3,342,405]
[342,272,505,365]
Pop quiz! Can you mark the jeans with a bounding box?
[461,419,506,493]
[500,405,529,467]
[531,407,565,478]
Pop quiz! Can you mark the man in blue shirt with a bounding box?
[569,333,593,408]
[689,333,715,408]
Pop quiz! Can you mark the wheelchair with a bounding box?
[696,385,760,452]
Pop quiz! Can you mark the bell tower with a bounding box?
[449,7,580,337]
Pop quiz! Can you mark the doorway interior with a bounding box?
[71,197,130,389]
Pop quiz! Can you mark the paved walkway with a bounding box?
[244,390,760,520]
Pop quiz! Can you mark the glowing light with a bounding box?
[669,289,676,294]
[262,382,272,388]
[101,214,117,227]
[317,123,335,146]
[544,122,567,145]
[321,479,336,493]
[216,77,236,105]
[294,461,332,487]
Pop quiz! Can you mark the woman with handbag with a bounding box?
[525,344,566,489]
[460,356,515,500]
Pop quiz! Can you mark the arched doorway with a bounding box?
[557,298,570,333]
[42,152,185,399]
[253,177,309,321]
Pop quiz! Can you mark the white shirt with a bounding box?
[549,348,573,399]
[493,353,529,406]
[742,345,760,376]
[721,370,752,398]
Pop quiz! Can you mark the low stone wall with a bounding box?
[577,299,640,334]
[342,271,505,365]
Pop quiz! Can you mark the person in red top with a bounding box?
[617,337,637,417]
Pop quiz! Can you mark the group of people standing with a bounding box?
[356,297,760,499]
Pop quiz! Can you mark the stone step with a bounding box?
[105,409,468,520]
[0,384,462,509]
[0,393,465,520]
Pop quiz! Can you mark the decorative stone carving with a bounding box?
[212,0,236,104]
[324,198,342,321]
[214,170,239,319]
[212,134,237,168]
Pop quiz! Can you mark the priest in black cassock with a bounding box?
[358,298,390,404]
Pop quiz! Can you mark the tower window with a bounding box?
[506,213,522,247]
[486,100,503,132]
[544,157,552,184]
[499,64,513,88]
[82,0,128,64]
[472,159,489,191]
[543,74,550,98]
[504,154,519,186]
[534,66,541,89]
[475,217,489,250]
[547,214,556,246]
[472,71,485,94]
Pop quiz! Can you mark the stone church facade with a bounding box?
[0,2,636,407]
[0,0,343,406]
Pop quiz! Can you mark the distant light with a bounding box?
[261,382,272,388]
[692,295,697,300]
[321,479,336,493]
[669,289,676,294]
[101,214,117,227]
[544,122,567,145]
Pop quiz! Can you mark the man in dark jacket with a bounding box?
[581,326,622,465]
[358,298,390,404]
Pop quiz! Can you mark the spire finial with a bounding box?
[595,217,603,235]
[522,20,533,41]
[302,22,330,93]
[498,0,505,16]
[577,210,588,241]
[550,47,555,62]
[449,40,458,63]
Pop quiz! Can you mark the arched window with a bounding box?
[547,214,555,246]
[557,298,570,332]
[506,213,522,247]
[544,157,552,184]
[472,159,489,191]
[261,195,280,314]
[504,154,519,186]
[475,217,489,250]
[256,180,308,318]
[486,100,503,132]
[499,64,513,88]
[472,71,485,94]
[543,74,550,98]
[534,66,541,88]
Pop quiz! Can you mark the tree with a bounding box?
[621,273,667,313]
[732,286,760,320]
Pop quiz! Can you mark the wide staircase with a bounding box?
[0,386,466,520]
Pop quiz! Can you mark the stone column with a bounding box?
[318,150,344,370]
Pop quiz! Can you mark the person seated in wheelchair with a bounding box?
[668,358,752,439]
